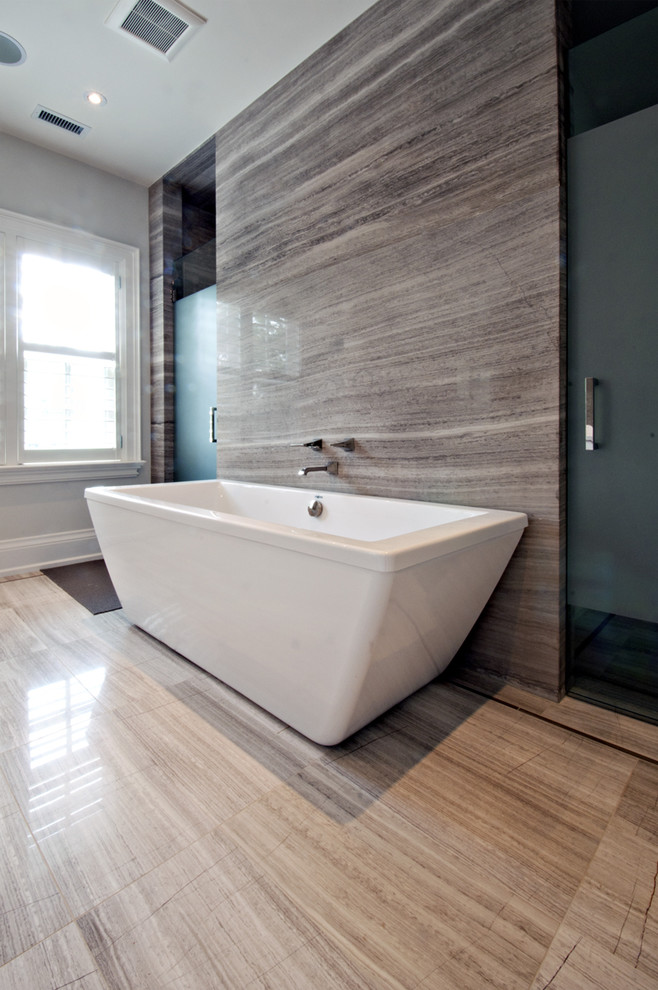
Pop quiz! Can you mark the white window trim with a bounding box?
[0,461,145,485]
[0,207,142,472]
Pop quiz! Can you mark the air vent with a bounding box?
[105,0,206,59]
[32,106,91,137]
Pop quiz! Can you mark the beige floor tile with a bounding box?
[226,786,514,988]
[249,932,401,989]
[531,760,658,988]
[0,772,72,967]
[77,608,197,666]
[531,932,658,990]
[571,821,658,974]
[12,596,104,650]
[32,765,216,916]
[79,661,185,719]
[77,830,317,989]
[490,683,658,763]
[0,923,106,989]
[221,686,640,990]
[0,607,48,660]
[345,696,633,896]
[1,704,157,808]
[0,572,42,583]
[0,573,71,607]
[44,627,207,719]
[123,698,294,816]
[76,610,208,672]
[0,706,214,916]
[1,573,656,990]
[46,633,139,676]
[0,648,103,753]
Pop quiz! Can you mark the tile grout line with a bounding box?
[463,686,658,767]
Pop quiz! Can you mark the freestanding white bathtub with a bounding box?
[85,480,527,745]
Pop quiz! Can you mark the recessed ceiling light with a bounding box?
[85,91,107,106]
[0,31,26,66]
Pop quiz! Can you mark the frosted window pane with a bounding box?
[20,253,116,352]
[23,352,116,451]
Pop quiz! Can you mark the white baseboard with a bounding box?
[0,528,101,578]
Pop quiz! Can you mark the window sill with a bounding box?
[0,461,146,485]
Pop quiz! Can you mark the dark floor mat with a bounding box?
[43,559,121,614]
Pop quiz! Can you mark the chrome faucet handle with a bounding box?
[290,439,323,451]
[331,438,355,451]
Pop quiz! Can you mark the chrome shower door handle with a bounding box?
[209,406,218,443]
[585,377,598,450]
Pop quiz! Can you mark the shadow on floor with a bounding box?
[129,616,490,822]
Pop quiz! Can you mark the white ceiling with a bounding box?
[0,0,377,187]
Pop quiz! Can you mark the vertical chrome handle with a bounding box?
[585,378,598,450]
[209,406,217,443]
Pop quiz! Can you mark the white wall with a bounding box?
[0,133,151,575]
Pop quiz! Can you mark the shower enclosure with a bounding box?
[566,10,658,722]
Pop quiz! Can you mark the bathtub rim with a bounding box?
[85,478,528,573]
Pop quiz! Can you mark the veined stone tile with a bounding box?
[216,188,559,448]
[215,0,558,288]
[0,701,217,916]
[0,573,71,607]
[531,761,658,988]
[0,647,104,753]
[8,760,217,917]
[0,773,72,967]
[222,690,634,989]
[78,830,318,990]
[122,698,289,819]
[217,425,557,511]
[248,931,402,989]
[0,606,48,660]
[12,596,95,649]
[0,572,41,583]
[0,924,106,990]
[1,574,656,990]
[530,932,658,990]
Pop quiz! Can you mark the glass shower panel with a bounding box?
[174,284,217,481]
[567,104,658,723]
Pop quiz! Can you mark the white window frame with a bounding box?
[0,208,142,482]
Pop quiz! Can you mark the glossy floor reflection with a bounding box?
[569,606,658,725]
[1,572,657,989]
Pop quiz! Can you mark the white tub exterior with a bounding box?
[85,480,528,745]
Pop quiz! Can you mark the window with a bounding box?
[0,209,140,471]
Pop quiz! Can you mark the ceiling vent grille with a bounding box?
[105,0,206,59]
[32,106,91,137]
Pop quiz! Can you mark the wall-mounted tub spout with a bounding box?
[298,461,338,477]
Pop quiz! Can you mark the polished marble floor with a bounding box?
[1,572,657,989]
